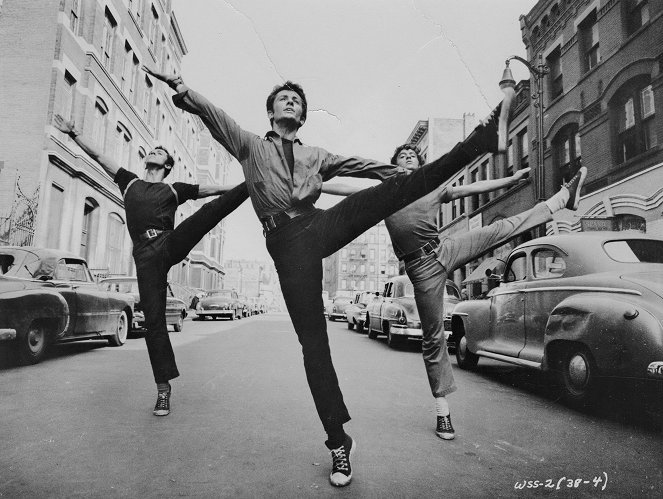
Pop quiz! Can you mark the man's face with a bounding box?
[145,148,169,168]
[395,148,421,172]
[269,90,304,128]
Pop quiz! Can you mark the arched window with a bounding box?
[115,122,133,170]
[552,123,582,184]
[610,76,657,164]
[93,97,109,152]
[81,197,100,262]
[106,213,126,274]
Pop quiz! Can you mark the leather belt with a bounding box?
[261,205,314,235]
[401,237,440,263]
[138,228,165,241]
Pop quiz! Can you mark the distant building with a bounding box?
[223,259,283,309]
[0,0,236,290]
[322,222,399,298]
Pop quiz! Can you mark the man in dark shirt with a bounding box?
[53,114,249,417]
[327,143,587,442]
[144,66,509,487]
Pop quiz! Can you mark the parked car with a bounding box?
[237,294,251,318]
[345,291,378,333]
[451,232,663,405]
[366,275,460,349]
[0,246,134,364]
[99,277,187,332]
[328,296,353,321]
[196,289,242,320]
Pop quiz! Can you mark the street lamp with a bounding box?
[500,54,549,202]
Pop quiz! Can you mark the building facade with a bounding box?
[223,259,283,310]
[0,0,235,290]
[322,222,399,298]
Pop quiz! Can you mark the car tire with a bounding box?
[455,334,479,370]
[108,310,129,347]
[386,323,403,349]
[558,346,597,406]
[174,313,184,332]
[16,321,50,365]
[357,321,365,334]
[367,315,378,339]
[347,321,354,330]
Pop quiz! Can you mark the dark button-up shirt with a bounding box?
[173,88,399,219]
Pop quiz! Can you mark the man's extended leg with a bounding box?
[166,183,249,264]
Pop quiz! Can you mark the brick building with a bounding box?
[0,0,235,289]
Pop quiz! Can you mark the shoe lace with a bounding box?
[155,392,169,409]
[330,446,349,473]
[438,415,453,432]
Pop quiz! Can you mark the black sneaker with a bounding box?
[563,167,587,210]
[436,414,455,440]
[329,435,356,487]
[464,102,503,155]
[153,386,171,416]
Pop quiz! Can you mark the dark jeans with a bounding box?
[134,183,249,383]
[265,142,475,432]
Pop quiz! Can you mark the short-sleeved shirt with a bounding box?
[114,168,199,244]
[385,185,453,259]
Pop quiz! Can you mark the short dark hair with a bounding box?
[153,145,175,178]
[390,144,425,166]
[266,81,308,126]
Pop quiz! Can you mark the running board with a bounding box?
[475,350,542,369]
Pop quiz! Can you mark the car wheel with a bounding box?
[455,334,479,370]
[174,312,184,332]
[357,321,365,334]
[558,346,597,405]
[17,321,49,365]
[386,323,403,349]
[367,315,378,339]
[108,310,129,347]
[347,321,354,330]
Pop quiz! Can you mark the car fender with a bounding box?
[544,293,663,374]
[0,289,70,339]
[451,299,491,351]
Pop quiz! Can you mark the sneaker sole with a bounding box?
[436,431,455,440]
[329,439,357,487]
[153,410,170,416]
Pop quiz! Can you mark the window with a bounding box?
[341,249,347,258]
[80,198,99,261]
[518,130,529,170]
[547,47,563,99]
[625,0,649,36]
[129,54,140,105]
[55,259,92,282]
[143,76,153,122]
[106,213,125,274]
[612,80,657,163]
[504,253,528,282]
[149,6,159,52]
[615,214,646,232]
[341,279,347,289]
[101,9,117,70]
[457,177,465,216]
[116,123,132,170]
[470,168,479,212]
[62,71,76,121]
[46,184,64,249]
[341,263,347,272]
[69,0,80,35]
[92,98,109,152]
[553,124,581,184]
[532,248,566,279]
[480,160,490,205]
[506,139,514,176]
[579,10,600,72]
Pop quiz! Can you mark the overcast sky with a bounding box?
[172,0,538,261]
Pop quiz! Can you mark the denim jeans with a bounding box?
[133,184,249,383]
[265,141,477,432]
[404,202,552,397]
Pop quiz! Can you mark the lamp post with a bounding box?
[501,54,549,202]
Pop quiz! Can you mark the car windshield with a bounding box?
[207,290,233,297]
[403,283,415,297]
[104,280,139,293]
[603,239,663,263]
[445,284,460,299]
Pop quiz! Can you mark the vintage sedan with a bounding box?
[451,232,663,404]
[345,291,378,332]
[366,275,461,348]
[328,296,353,321]
[99,277,187,332]
[196,288,242,320]
[0,246,134,364]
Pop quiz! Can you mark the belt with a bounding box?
[137,228,165,241]
[261,205,315,235]
[401,237,440,263]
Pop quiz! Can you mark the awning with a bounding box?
[462,257,505,284]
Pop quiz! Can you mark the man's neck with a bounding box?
[272,122,299,141]
[143,169,165,183]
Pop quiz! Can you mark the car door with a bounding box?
[518,246,571,364]
[54,258,109,334]
[165,283,179,323]
[484,251,529,356]
[379,282,394,325]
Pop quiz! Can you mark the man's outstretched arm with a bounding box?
[450,167,530,200]
[53,114,121,180]
[197,184,242,198]
[143,66,255,162]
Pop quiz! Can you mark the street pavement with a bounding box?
[1,313,662,498]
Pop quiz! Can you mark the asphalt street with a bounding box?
[1,313,662,498]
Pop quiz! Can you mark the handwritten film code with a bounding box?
[515,472,608,491]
